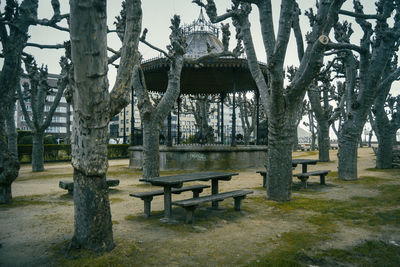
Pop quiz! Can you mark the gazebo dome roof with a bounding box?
[140,10,268,95]
[183,10,224,58]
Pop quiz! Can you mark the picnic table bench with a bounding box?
[59,178,120,195]
[140,172,240,222]
[130,184,210,217]
[173,189,253,224]
[293,170,331,188]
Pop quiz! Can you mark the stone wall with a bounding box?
[129,145,268,171]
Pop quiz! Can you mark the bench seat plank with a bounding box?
[172,189,253,224]
[129,184,210,217]
[130,184,210,199]
[172,189,253,207]
[293,170,331,188]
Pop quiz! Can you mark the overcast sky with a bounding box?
[2,1,397,110]
[1,1,377,86]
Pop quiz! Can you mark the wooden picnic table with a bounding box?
[291,159,318,173]
[139,171,238,222]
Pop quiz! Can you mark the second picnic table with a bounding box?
[139,171,238,222]
[257,159,319,187]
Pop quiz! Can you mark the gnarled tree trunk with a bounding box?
[267,122,295,201]
[338,126,360,180]
[317,120,330,162]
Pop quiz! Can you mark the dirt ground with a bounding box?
[0,147,399,266]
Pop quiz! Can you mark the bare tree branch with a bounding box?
[25,42,65,49]
[338,9,383,21]
[140,28,171,59]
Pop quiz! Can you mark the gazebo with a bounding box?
[129,10,269,171]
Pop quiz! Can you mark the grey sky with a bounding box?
[0,1,392,93]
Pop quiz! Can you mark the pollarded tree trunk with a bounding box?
[68,0,142,252]
[376,131,395,169]
[142,120,160,178]
[32,131,44,172]
[317,120,330,162]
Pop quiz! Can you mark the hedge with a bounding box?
[18,144,130,163]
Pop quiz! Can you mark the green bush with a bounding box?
[107,144,130,158]
[18,130,33,144]
[18,144,130,163]
[44,135,58,144]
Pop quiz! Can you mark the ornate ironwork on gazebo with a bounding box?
[140,10,268,146]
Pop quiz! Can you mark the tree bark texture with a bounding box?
[71,169,114,251]
[376,131,395,169]
[142,120,160,178]
[69,0,142,252]
[338,126,360,180]
[32,132,45,172]
[6,102,18,156]
[317,120,330,162]
[267,126,294,201]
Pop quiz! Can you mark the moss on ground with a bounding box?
[246,181,400,266]
[0,194,71,208]
[309,240,400,266]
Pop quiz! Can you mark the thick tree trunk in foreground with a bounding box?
[338,129,359,180]
[32,132,45,172]
[317,120,330,162]
[142,120,160,178]
[71,169,114,251]
[69,0,142,251]
[267,132,294,201]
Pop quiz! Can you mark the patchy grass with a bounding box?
[0,194,60,208]
[247,182,400,266]
[309,240,400,266]
[17,172,72,181]
[365,167,400,173]
[52,240,140,267]
[334,175,393,186]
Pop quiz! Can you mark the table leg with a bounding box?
[302,164,307,173]
[163,186,172,220]
[211,179,219,208]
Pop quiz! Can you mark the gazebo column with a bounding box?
[217,102,220,143]
[256,90,260,145]
[231,92,236,147]
[231,75,236,147]
[177,97,181,144]
[220,93,225,144]
[167,111,172,147]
